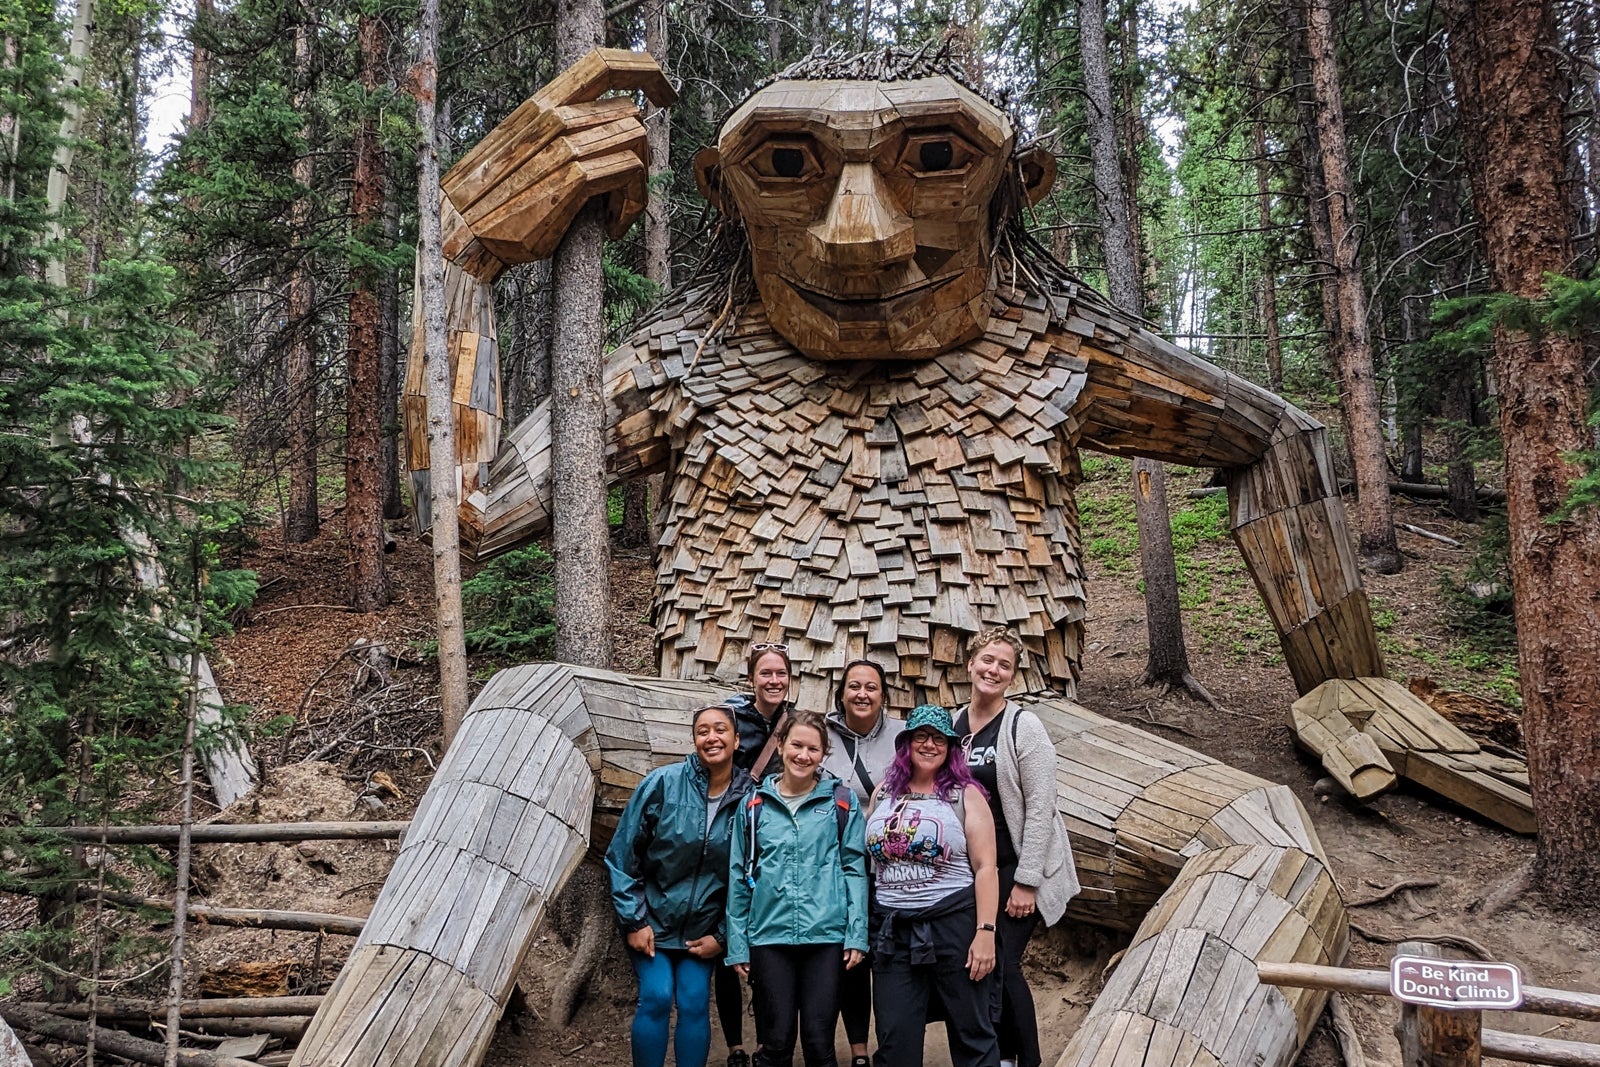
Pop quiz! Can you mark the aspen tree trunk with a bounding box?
[550,0,615,668]
[1443,0,1600,904]
[345,11,390,612]
[285,12,320,543]
[43,0,92,286]
[1304,0,1401,572]
[415,0,471,742]
[1247,54,1284,392]
[1079,0,1207,699]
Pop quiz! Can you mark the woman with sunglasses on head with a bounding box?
[606,704,756,1067]
[952,628,1079,1067]
[822,660,902,1067]
[726,710,869,1067]
[865,704,999,1067]
[716,641,798,1067]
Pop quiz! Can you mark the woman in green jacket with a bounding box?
[607,704,755,1067]
[726,710,869,1067]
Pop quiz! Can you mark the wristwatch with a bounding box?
[978,923,996,932]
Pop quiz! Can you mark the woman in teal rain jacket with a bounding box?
[726,709,869,1067]
[607,703,755,1067]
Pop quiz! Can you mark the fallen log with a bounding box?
[30,821,408,845]
[19,996,324,1020]
[104,894,366,935]
[0,1005,262,1067]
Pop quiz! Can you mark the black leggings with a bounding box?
[839,954,870,1047]
[716,961,746,1047]
[750,943,842,1067]
[995,865,1041,1067]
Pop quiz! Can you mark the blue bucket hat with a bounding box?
[896,704,961,746]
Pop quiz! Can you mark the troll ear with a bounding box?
[1016,144,1057,207]
[694,146,727,214]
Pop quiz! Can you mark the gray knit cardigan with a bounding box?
[989,699,1082,926]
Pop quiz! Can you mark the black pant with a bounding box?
[839,953,871,1047]
[870,904,998,1067]
[995,865,1040,1067]
[750,944,842,1067]
[716,960,747,1047]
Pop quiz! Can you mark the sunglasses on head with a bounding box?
[751,643,789,653]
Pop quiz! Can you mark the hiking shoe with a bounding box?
[728,1050,751,1067]
[851,1058,870,1067]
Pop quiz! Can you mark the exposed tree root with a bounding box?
[548,863,614,1029]
[1327,993,1368,1067]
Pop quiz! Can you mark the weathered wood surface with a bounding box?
[1017,692,1348,1067]
[404,61,1383,715]
[295,668,1345,1067]
[1395,941,1483,1067]
[1290,677,1534,833]
[290,663,737,1067]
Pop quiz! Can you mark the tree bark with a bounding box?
[379,162,404,521]
[345,11,390,611]
[285,13,319,543]
[1079,0,1200,694]
[550,0,615,668]
[415,0,471,742]
[616,1,674,553]
[1304,0,1401,572]
[1443,0,1600,904]
[1249,63,1285,392]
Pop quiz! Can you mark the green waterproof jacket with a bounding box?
[605,754,754,950]
[724,773,869,965]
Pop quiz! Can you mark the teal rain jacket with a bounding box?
[724,773,869,966]
[605,754,754,950]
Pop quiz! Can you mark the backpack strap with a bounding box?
[832,782,852,844]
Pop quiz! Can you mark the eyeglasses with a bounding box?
[751,643,789,653]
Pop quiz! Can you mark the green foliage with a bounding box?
[461,545,558,657]
[0,0,231,993]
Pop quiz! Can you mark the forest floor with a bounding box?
[10,459,1599,1067]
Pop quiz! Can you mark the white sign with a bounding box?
[1390,955,1524,1010]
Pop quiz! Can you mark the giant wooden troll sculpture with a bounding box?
[300,46,1530,1067]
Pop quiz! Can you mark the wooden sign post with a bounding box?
[1393,941,1525,1067]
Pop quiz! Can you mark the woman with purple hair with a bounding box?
[864,705,1001,1067]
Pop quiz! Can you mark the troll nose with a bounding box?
[806,161,915,272]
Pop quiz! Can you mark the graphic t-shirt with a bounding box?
[865,791,973,910]
[954,708,1018,870]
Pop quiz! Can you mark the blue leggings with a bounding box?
[629,947,716,1067]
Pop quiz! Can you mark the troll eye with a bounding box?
[900,131,976,176]
[749,138,822,181]
[919,140,954,171]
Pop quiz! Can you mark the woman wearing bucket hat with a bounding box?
[952,628,1080,1067]
[864,705,1000,1067]
[822,659,903,1067]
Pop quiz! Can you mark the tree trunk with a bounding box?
[616,2,674,553]
[379,163,404,520]
[1249,66,1285,392]
[550,0,615,668]
[345,11,389,612]
[415,0,471,743]
[284,14,319,543]
[1079,0,1198,692]
[1443,0,1600,904]
[1304,0,1401,572]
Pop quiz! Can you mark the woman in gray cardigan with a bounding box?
[952,628,1080,1067]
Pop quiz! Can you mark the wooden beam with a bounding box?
[0,1005,263,1067]
[1257,961,1600,1022]
[104,895,365,935]
[21,997,324,1020]
[34,821,408,844]
[1481,1028,1600,1067]
[1395,942,1482,1067]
